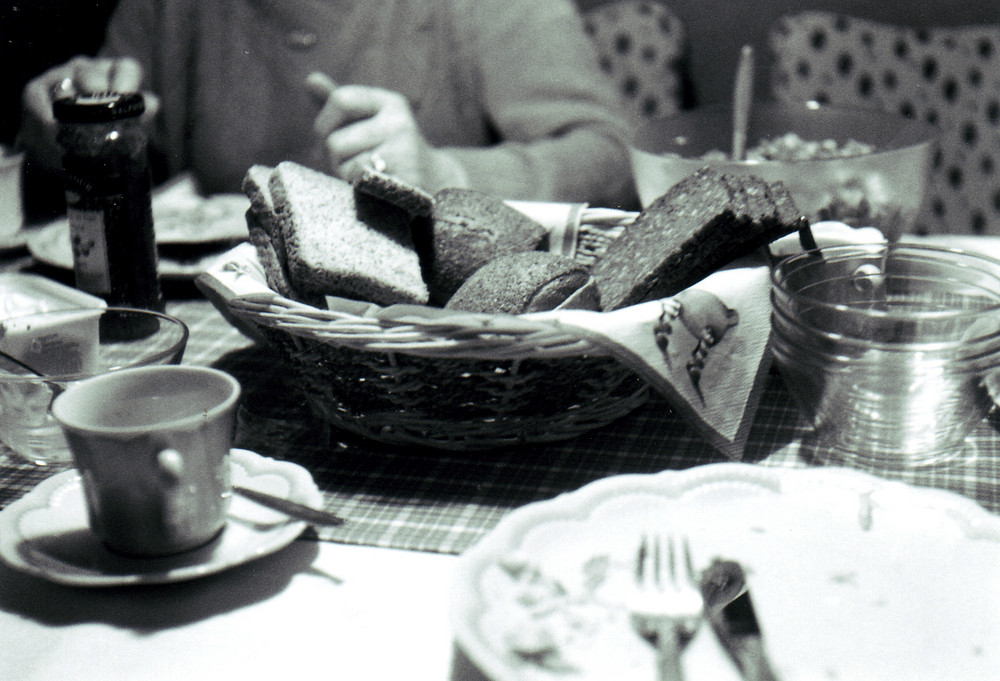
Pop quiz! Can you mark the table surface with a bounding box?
[2,238,1000,681]
[4,298,999,556]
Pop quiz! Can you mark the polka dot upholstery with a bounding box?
[768,11,1000,235]
[582,0,692,125]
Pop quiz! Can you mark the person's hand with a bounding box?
[305,72,466,192]
[18,56,160,172]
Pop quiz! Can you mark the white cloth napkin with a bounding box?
[528,220,888,460]
[530,259,773,460]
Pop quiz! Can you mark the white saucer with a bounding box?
[0,448,321,587]
[0,229,27,252]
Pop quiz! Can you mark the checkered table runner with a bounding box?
[3,299,999,555]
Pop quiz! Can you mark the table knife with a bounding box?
[701,559,778,681]
[708,586,778,681]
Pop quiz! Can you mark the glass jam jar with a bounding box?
[54,92,164,321]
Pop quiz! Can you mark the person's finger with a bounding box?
[324,134,371,173]
[304,71,337,101]
[23,80,59,124]
[306,72,349,137]
[22,64,78,125]
[49,75,76,101]
[314,96,347,138]
[109,57,144,93]
[321,104,398,177]
[330,84,393,119]
[141,91,161,121]
[72,58,121,94]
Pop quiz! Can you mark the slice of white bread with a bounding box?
[268,161,429,306]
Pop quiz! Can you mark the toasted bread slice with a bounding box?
[353,166,434,218]
[242,165,302,299]
[245,208,303,300]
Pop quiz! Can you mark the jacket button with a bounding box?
[286,30,318,50]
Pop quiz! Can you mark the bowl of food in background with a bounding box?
[0,307,189,466]
[629,102,937,241]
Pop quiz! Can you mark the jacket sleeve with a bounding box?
[447,0,639,208]
[100,0,196,182]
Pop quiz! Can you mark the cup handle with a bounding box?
[157,448,185,486]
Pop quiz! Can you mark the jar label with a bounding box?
[67,207,111,295]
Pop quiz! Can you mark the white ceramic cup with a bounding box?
[52,365,241,556]
[0,148,24,240]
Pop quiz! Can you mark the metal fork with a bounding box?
[628,534,704,681]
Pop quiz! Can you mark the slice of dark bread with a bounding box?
[268,161,429,306]
[445,251,597,314]
[353,166,434,217]
[593,167,806,310]
[245,208,304,300]
[415,188,547,305]
[242,165,302,299]
[243,165,283,240]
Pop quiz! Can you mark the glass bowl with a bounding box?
[770,244,1000,467]
[629,102,937,240]
[0,307,189,465]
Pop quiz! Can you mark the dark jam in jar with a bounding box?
[54,92,164,339]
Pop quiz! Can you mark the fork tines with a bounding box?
[636,533,695,589]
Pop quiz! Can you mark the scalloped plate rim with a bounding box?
[0,448,320,587]
[450,462,1000,681]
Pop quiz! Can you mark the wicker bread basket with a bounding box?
[201,206,648,451]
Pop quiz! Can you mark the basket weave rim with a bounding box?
[227,292,611,361]
[217,205,643,362]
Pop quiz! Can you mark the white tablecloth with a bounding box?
[0,542,462,681]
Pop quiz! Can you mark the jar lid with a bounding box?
[53,92,146,123]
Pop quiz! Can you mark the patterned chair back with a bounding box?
[768,10,1000,235]
[582,0,693,126]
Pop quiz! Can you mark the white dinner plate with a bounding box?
[452,463,1000,681]
[0,448,320,587]
[26,176,250,280]
[27,220,239,281]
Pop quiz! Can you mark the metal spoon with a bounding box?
[0,348,66,396]
[232,485,346,526]
[731,44,755,161]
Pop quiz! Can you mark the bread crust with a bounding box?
[268,162,430,306]
[593,167,805,310]
[445,251,596,314]
[423,188,548,305]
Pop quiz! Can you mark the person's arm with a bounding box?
[16,0,160,222]
[305,72,470,193]
[99,0,195,185]
[448,0,638,208]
